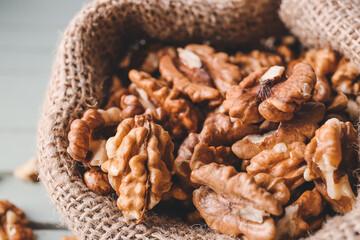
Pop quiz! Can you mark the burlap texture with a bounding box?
[36,0,360,239]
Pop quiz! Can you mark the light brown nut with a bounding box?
[304,118,357,212]
[13,157,38,182]
[119,94,145,119]
[247,142,306,191]
[312,76,332,104]
[139,46,177,73]
[230,50,283,78]
[223,68,268,124]
[128,69,199,138]
[189,143,239,172]
[102,115,174,221]
[184,44,242,94]
[83,169,113,195]
[326,92,348,112]
[105,88,130,109]
[258,63,317,122]
[232,102,325,159]
[193,186,276,240]
[159,54,222,107]
[303,48,337,77]
[0,200,33,240]
[331,57,360,95]
[275,189,325,240]
[67,107,121,166]
[191,163,282,216]
[253,173,290,205]
[276,45,294,63]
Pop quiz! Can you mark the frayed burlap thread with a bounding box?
[37,0,360,239]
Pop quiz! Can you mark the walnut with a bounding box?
[230,50,283,78]
[128,69,199,138]
[193,186,276,240]
[0,200,33,240]
[101,115,174,221]
[159,54,222,107]
[303,49,337,77]
[67,107,121,166]
[184,44,242,94]
[258,63,317,122]
[247,142,307,191]
[83,168,113,195]
[331,57,360,95]
[232,102,325,159]
[105,88,130,109]
[326,92,348,112]
[275,189,325,240]
[223,67,268,124]
[304,118,357,212]
[13,157,38,182]
[61,235,77,240]
[253,173,290,205]
[119,94,145,119]
[191,163,282,216]
[312,76,332,104]
[139,46,176,73]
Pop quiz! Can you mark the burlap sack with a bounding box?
[37,0,360,239]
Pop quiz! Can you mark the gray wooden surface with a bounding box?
[0,0,90,239]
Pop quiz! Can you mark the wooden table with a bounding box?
[0,0,90,238]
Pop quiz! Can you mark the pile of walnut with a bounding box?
[67,39,359,240]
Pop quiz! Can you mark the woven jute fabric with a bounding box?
[37,0,359,239]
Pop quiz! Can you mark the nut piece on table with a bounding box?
[0,200,33,240]
[304,118,357,213]
[129,69,199,138]
[230,50,283,78]
[275,189,325,240]
[258,63,317,122]
[193,186,276,240]
[232,102,325,159]
[253,173,290,205]
[102,115,174,221]
[61,235,77,240]
[191,163,282,216]
[67,107,122,167]
[159,52,222,107]
[247,142,307,191]
[184,44,242,94]
[13,157,38,183]
[331,57,360,95]
[83,169,113,195]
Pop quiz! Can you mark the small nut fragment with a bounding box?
[275,189,325,240]
[119,94,145,119]
[303,48,337,77]
[304,118,357,212]
[193,186,276,240]
[247,142,307,191]
[326,92,348,112]
[232,102,325,159]
[67,107,121,166]
[312,76,332,104]
[177,48,202,69]
[61,235,77,240]
[102,115,174,221]
[13,157,38,182]
[0,200,33,240]
[331,57,360,95]
[84,169,113,195]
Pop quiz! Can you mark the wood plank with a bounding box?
[34,230,72,240]
[0,175,62,224]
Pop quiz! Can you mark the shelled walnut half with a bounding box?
[304,118,357,213]
[191,163,282,240]
[0,200,33,240]
[102,115,174,221]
